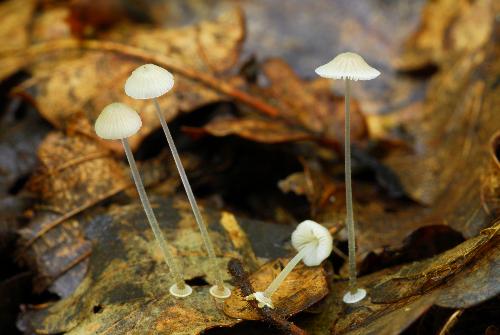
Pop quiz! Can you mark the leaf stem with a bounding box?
[121,138,186,290]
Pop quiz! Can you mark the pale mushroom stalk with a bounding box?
[315,52,380,304]
[152,97,228,298]
[245,220,332,309]
[121,138,186,292]
[95,102,192,298]
[343,79,357,292]
[263,247,309,299]
[125,64,231,299]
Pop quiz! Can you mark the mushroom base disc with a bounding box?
[209,285,231,299]
[342,288,367,304]
[169,283,193,298]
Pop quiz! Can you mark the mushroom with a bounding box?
[315,52,380,304]
[95,102,192,298]
[245,220,332,308]
[125,64,231,299]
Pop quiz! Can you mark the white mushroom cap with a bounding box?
[291,220,333,266]
[315,52,380,81]
[95,103,142,140]
[125,64,174,99]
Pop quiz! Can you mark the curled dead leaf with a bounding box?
[196,116,312,143]
[8,9,245,151]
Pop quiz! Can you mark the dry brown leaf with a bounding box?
[195,117,312,143]
[17,120,129,293]
[26,129,129,215]
[10,9,244,151]
[16,118,194,296]
[0,0,36,80]
[224,257,329,320]
[299,222,499,334]
[292,30,500,257]
[197,58,367,148]
[396,0,496,70]
[381,38,500,228]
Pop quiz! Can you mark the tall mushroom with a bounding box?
[94,102,192,298]
[245,220,332,308]
[125,64,231,299]
[315,52,380,304]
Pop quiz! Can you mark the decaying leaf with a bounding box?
[9,9,245,151]
[396,0,496,70]
[0,0,36,80]
[379,36,500,236]
[370,222,499,304]
[196,116,312,144]
[26,126,129,215]
[18,198,260,334]
[289,27,500,258]
[2,0,499,333]
[16,118,197,296]
[299,222,499,335]
[224,257,329,320]
[196,59,367,148]
[17,121,129,294]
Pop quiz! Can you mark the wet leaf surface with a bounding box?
[18,198,260,334]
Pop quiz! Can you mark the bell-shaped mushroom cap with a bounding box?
[315,52,380,81]
[125,64,174,99]
[291,220,333,266]
[95,103,142,140]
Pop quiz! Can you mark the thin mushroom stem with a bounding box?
[152,98,228,297]
[344,79,357,292]
[121,138,187,292]
[264,247,309,298]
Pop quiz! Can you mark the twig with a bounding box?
[227,259,308,335]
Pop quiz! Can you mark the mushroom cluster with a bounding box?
[92,51,379,306]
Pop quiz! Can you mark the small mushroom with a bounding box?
[95,102,192,298]
[245,220,332,309]
[125,64,231,299]
[315,52,380,304]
